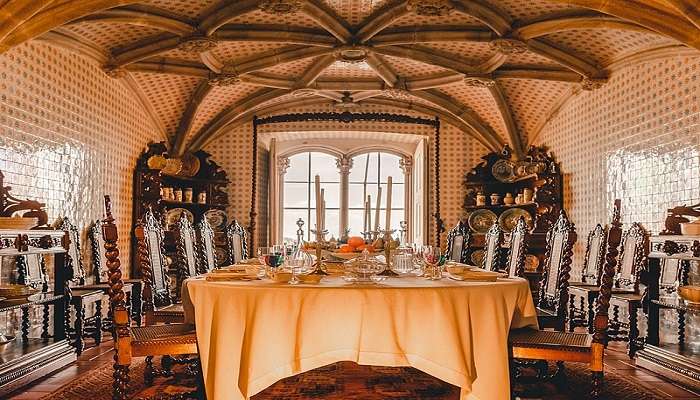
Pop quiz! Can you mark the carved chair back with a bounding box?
[538,211,577,316]
[174,213,199,296]
[659,258,681,296]
[615,222,649,293]
[226,220,248,265]
[581,224,607,284]
[17,254,48,292]
[506,217,529,278]
[446,221,469,263]
[197,217,217,273]
[592,200,624,346]
[55,217,86,286]
[135,208,171,310]
[90,220,111,284]
[482,222,503,271]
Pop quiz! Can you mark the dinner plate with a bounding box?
[498,208,533,232]
[179,153,201,177]
[491,159,516,182]
[165,208,194,230]
[204,209,227,231]
[524,254,539,272]
[468,209,498,234]
[470,249,485,266]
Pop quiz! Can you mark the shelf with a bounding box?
[161,200,226,209]
[161,174,227,184]
[0,293,64,313]
[465,174,538,186]
[464,202,537,211]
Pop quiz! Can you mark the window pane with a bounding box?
[349,152,378,183]
[284,153,308,182]
[348,183,371,208]
[311,182,340,208]
[377,210,406,234]
[379,182,405,209]
[283,182,309,208]
[310,152,339,182]
[324,209,340,239]
[347,209,367,236]
[380,153,404,183]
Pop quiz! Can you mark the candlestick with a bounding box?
[374,186,382,232]
[385,176,393,231]
[378,229,398,276]
[314,175,321,232]
[366,195,371,235]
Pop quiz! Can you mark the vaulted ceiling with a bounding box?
[1,0,698,159]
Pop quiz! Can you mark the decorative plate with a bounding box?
[498,208,533,232]
[162,158,183,176]
[215,247,227,265]
[165,208,194,230]
[471,249,485,265]
[179,153,201,177]
[468,209,498,234]
[204,209,227,231]
[491,159,516,183]
[524,254,539,272]
[146,155,167,170]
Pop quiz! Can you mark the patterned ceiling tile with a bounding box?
[212,42,291,64]
[138,0,220,19]
[62,21,165,51]
[542,29,676,67]
[382,54,449,77]
[498,78,572,144]
[188,82,262,140]
[259,57,316,76]
[503,50,561,68]
[490,0,586,21]
[129,72,202,137]
[320,60,378,79]
[422,42,497,64]
[226,8,320,28]
[392,10,487,28]
[438,81,509,144]
[323,0,391,26]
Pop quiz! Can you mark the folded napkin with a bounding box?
[205,271,259,281]
[445,263,480,274]
[448,269,505,282]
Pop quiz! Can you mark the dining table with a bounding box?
[182,274,538,400]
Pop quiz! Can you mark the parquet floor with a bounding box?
[7,340,700,399]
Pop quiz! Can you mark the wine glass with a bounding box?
[422,245,442,280]
[285,244,313,285]
[262,246,284,276]
[412,243,425,275]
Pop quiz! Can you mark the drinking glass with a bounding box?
[412,243,425,275]
[422,245,442,280]
[285,244,313,285]
[262,246,284,276]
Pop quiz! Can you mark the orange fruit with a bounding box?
[347,236,365,248]
[357,244,375,253]
[339,244,354,253]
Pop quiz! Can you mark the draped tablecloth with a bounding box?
[182,276,537,400]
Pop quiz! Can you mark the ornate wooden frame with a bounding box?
[55,217,86,285]
[0,170,49,227]
[659,258,681,294]
[197,217,217,273]
[253,112,442,247]
[17,253,48,291]
[174,213,199,296]
[581,224,607,284]
[226,219,248,265]
[135,208,171,309]
[507,217,529,278]
[89,220,110,284]
[538,211,576,316]
[482,222,503,271]
[445,222,469,263]
[615,222,649,292]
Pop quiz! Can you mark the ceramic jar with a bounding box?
[173,188,183,202]
[515,194,523,204]
[490,193,501,205]
[184,188,193,203]
[198,192,207,204]
[523,188,534,203]
[503,193,514,205]
[476,192,487,206]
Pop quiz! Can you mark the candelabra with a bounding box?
[309,227,329,275]
[378,229,398,276]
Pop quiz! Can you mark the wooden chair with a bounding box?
[89,220,143,326]
[509,201,623,399]
[481,222,503,271]
[568,224,608,332]
[105,196,199,400]
[505,217,529,278]
[535,211,577,331]
[655,258,688,346]
[197,217,217,273]
[445,221,469,263]
[54,217,104,355]
[174,213,199,298]
[226,219,248,265]
[16,253,53,341]
[135,208,184,326]
[608,222,649,357]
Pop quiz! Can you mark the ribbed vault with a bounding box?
[1,0,698,159]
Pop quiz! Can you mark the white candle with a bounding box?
[314,175,321,235]
[374,186,382,232]
[320,188,325,232]
[385,176,393,232]
[366,195,371,233]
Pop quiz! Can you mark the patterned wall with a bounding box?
[0,42,160,282]
[535,54,700,272]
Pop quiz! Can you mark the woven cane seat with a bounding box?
[509,328,593,352]
[132,323,196,343]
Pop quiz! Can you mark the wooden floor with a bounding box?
[6,340,700,399]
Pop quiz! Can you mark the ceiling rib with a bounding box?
[0,0,51,45]
[663,0,700,30]
[514,15,650,40]
[370,28,495,46]
[71,8,196,35]
[365,52,399,87]
[356,1,411,42]
[215,26,337,47]
[296,54,336,87]
[199,0,259,36]
[233,46,335,75]
[526,39,602,77]
[488,83,524,159]
[172,80,214,156]
[451,0,512,36]
[301,0,352,43]
[372,45,492,75]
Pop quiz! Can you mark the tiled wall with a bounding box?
[536,54,700,270]
[0,42,160,282]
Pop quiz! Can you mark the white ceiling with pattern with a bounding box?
[1,0,698,159]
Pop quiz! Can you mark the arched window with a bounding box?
[282,152,340,242]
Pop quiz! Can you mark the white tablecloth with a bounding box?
[182,276,537,400]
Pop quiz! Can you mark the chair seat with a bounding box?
[70,289,104,302]
[509,328,592,352]
[154,303,184,315]
[131,323,197,357]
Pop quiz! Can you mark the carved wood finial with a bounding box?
[593,199,623,345]
[208,72,240,87]
[334,46,369,63]
[178,35,218,53]
[258,0,303,14]
[490,38,528,54]
[406,0,454,16]
[581,77,608,91]
[463,76,496,87]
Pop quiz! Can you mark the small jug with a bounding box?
[490,193,501,205]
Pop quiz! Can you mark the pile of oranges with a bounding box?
[338,236,375,253]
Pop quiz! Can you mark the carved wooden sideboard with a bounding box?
[0,230,76,395]
[637,235,700,390]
